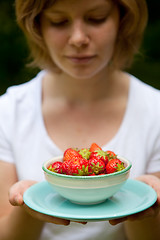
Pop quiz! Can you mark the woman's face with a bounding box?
[41,0,120,79]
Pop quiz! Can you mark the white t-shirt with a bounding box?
[0,71,160,240]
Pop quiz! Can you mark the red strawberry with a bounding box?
[63,148,81,161]
[48,161,62,174]
[106,158,125,174]
[65,157,89,176]
[89,173,96,176]
[105,150,117,161]
[90,149,108,165]
[79,148,91,160]
[89,143,102,152]
[61,159,71,175]
[88,158,105,175]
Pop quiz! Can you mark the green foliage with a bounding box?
[0,0,160,95]
[0,0,38,95]
[129,1,160,88]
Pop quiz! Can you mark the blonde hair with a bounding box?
[15,0,148,71]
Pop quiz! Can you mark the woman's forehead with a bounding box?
[44,0,113,13]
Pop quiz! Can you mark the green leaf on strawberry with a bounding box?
[106,158,125,174]
[79,148,91,160]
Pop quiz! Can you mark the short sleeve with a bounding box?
[146,134,160,174]
[146,113,160,174]
[0,93,14,163]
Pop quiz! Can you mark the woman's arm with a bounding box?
[0,161,70,240]
[109,173,160,240]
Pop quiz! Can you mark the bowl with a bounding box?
[42,156,132,205]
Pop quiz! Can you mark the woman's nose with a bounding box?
[68,21,89,48]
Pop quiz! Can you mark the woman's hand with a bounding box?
[109,174,160,225]
[9,180,71,225]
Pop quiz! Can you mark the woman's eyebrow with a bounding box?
[89,5,111,12]
[44,10,66,16]
[87,2,112,12]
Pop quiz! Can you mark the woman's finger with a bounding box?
[23,204,70,225]
[8,180,37,206]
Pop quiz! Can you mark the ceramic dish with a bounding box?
[42,155,132,204]
[23,179,157,222]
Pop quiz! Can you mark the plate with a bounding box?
[23,179,157,222]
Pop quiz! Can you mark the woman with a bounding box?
[0,0,160,239]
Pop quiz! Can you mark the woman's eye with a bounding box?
[50,20,69,27]
[87,17,107,24]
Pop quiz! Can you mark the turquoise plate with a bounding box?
[23,179,157,222]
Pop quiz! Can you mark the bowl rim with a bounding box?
[42,155,132,179]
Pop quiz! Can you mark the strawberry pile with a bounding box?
[47,143,125,176]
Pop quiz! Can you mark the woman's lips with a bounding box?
[65,55,96,64]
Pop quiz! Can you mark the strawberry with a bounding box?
[61,159,71,175]
[62,157,89,176]
[88,158,105,175]
[106,158,125,174]
[47,144,123,176]
[79,148,91,160]
[48,161,62,174]
[70,158,89,176]
[63,148,81,161]
[105,150,117,161]
[90,149,108,165]
[89,173,96,176]
[89,143,102,152]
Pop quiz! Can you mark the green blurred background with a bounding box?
[0,0,160,95]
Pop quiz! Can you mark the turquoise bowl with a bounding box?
[42,156,132,205]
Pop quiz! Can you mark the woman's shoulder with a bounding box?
[130,75,160,97]
[130,75,160,104]
[0,71,44,107]
[2,71,44,98]
[0,71,45,125]
[129,74,160,120]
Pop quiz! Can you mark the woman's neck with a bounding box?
[42,69,129,104]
